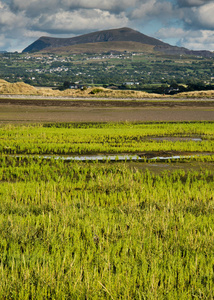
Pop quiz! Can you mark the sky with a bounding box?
[0,0,214,52]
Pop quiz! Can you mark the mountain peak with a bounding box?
[22,27,214,58]
[22,27,166,53]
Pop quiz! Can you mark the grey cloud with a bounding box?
[8,0,60,17]
[62,0,138,13]
[0,1,27,31]
[176,0,212,7]
[6,0,138,17]
[31,9,129,34]
[181,2,214,30]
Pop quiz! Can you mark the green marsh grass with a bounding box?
[0,158,214,299]
[0,121,214,298]
[0,122,213,155]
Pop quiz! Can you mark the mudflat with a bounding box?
[0,96,213,123]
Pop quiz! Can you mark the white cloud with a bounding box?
[130,0,173,20]
[155,27,187,39]
[195,2,214,29]
[155,26,214,51]
[180,30,214,51]
[0,34,8,48]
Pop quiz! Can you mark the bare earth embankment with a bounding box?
[0,80,214,123]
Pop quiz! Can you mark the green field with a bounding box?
[0,122,214,299]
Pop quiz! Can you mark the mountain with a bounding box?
[22,27,214,57]
[22,27,166,52]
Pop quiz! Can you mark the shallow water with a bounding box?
[42,155,141,161]
[146,137,203,142]
[128,161,214,174]
[7,153,214,175]
[14,154,204,162]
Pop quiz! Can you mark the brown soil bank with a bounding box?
[0,105,213,123]
[0,98,214,107]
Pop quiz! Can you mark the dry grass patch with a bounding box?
[0,80,163,98]
[58,87,164,98]
[175,90,214,98]
[0,82,39,95]
[1,79,214,99]
[0,79,8,86]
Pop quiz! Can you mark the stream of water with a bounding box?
[13,154,207,162]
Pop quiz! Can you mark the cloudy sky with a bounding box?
[0,0,214,52]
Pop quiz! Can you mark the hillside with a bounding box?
[22,28,165,53]
[22,27,214,57]
[40,41,155,54]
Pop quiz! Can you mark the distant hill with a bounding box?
[22,27,214,58]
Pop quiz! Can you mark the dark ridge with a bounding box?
[24,39,52,53]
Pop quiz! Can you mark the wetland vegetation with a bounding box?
[0,121,214,299]
[1,121,214,155]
